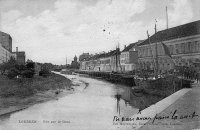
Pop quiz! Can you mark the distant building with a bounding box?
[120,40,143,72]
[0,31,12,52]
[79,49,121,72]
[109,48,121,72]
[12,48,26,65]
[0,31,13,64]
[71,55,79,69]
[79,53,91,61]
[138,20,200,73]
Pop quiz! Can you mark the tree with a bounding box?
[0,63,8,75]
[0,57,17,75]
[26,61,35,69]
[22,69,35,78]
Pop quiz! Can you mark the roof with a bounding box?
[85,49,120,61]
[122,40,144,52]
[122,43,137,52]
[139,20,200,46]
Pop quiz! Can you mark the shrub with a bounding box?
[22,69,35,78]
[39,69,51,77]
[7,68,19,79]
[26,61,35,69]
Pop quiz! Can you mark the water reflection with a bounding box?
[114,94,121,115]
[116,83,164,115]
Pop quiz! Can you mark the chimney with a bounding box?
[16,47,18,52]
[124,45,126,49]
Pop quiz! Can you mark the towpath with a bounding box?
[138,82,200,130]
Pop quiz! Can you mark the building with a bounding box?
[137,20,200,73]
[12,48,26,65]
[79,53,91,61]
[71,55,79,69]
[0,31,13,64]
[79,48,120,72]
[120,40,143,72]
[79,53,92,70]
[0,44,13,64]
[0,31,12,52]
[109,48,121,72]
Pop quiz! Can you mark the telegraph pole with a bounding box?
[116,45,118,72]
[166,6,169,29]
[0,7,2,45]
[155,19,159,79]
[66,56,68,69]
[0,6,1,30]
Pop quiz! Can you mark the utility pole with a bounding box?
[0,6,1,30]
[166,6,169,29]
[155,19,159,79]
[66,56,67,69]
[0,7,2,45]
[116,45,118,72]
[155,19,157,33]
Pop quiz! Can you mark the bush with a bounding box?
[22,69,35,78]
[26,61,35,69]
[7,68,19,79]
[39,69,51,77]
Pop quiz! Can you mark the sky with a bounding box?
[0,0,200,65]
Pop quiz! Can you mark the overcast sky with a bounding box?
[0,0,200,65]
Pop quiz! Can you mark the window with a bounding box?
[181,43,185,53]
[188,42,191,52]
[175,44,179,54]
[144,47,147,56]
[198,41,200,52]
[185,42,189,53]
[192,42,195,52]
[194,41,198,52]
[169,45,173,54]
[141,48,144,56]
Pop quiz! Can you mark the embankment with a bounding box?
[0,73,73,116]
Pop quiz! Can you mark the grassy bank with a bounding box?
[0,73,72,98]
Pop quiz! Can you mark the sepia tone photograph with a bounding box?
[0,0,200,130]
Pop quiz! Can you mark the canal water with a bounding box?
[0,73,163,130]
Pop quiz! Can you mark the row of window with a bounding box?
[139,40,200,57]
[0,45,12,64]
[120,53,129,58]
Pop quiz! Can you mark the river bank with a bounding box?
[0,73,73,116]
[76,71,192,98]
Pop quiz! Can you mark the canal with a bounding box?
[0,73,164,130]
